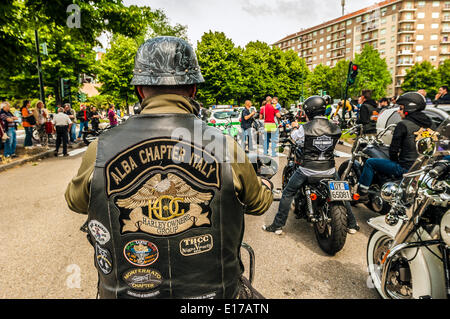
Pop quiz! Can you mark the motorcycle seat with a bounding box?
[307,175,335,184]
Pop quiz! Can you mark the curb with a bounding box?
[0,142,86,173]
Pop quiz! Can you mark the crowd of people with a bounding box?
[0,100,123,160]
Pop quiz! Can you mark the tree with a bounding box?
[438,59,450,87]
[352,44,392,100]
[401,61,440,98]
[327,60,349,100]
[306,64,332,97]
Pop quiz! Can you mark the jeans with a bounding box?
[241,128,254,151]
[272,170,357,228]
[70,123,76,142]
[263,129,279,156]
[359,159,407,187]
[78,121,89,138]
[24,126,33,147]
[4,128,17,157]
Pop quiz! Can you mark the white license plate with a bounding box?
[328,181,352,201]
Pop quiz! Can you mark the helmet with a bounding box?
[323,95,332,105]
[396,92,426,115]
[130,36,205,86]
[303,96,327,119]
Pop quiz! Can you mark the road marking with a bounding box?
[67,147,88,157]
[335,151,352,158]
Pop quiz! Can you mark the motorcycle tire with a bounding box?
[83,132,98,146]
[337,160,358,207]
[313,203,348,256]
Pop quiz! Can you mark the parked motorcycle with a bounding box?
[338,124,398,214]
[82,124,112,146]
[279,137,358,255]
[217,116,240,142]
[367,118,450,299]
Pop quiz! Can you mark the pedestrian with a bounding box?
[417,89,433,105]
[20,100,35,148]
[90,106,101,131]
[390,96,398,107]
[260,97,281,157]
[433,86,450,105]
[33,100,48,146]
[273,97,282,111]
[52,107,71,157]
[0,102,19,158]
[356,90,378,136]
[64,103,77,143]
[378,97,390,113]
[77,104,91,140]
[240,100,256,152]
[108,104,118,128]
[65,36,273,299]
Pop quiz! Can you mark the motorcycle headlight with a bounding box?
[381,182,399,203]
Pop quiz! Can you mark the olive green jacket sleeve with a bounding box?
[65,137,273,216]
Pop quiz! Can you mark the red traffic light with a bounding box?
[352,65,358,71]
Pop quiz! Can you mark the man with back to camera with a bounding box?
[65,36,273,299]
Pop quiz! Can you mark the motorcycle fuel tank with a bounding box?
[363,144,390,160]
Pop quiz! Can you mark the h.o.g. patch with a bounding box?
[123,240,159,267]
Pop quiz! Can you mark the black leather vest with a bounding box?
[362,102,377,134]
[398,119,421,169]
[300,117,342,171]
[87,114,245,299]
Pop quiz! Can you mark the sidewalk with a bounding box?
[0,140,85,172]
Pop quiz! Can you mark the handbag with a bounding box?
[24,114,36,125]
[1,125,8,141]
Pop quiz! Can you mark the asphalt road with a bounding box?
[0,143,380,299]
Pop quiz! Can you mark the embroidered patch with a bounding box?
[313,135,333,152]
[122,268,163,291]
[95,243,113,275]
[115,173,214,236]
[88,220,111,245]
[123,240,159,267]
[180,234,213,256]
[126,290,160,299]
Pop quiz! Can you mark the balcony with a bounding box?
[331,54,345,60]
[397,40,415,45]
[330,36,346,42]
[397,60,414,67]
[398,19,416,24]
[399,7,416,13]
[398,51,414,55]
[398,28,416,34]
[444,5,450,11]
[331,27,346,34]
[331,45,345,51]
[442,28,450,33]
[361,37,377,44]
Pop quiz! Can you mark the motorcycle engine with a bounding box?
[440,210,450,246]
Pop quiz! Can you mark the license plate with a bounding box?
[328,181,352,201]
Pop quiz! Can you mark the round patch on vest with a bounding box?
[88,220,111,245]
[122,268,163,291]
[123,240,159,267]
[95,243,113,275]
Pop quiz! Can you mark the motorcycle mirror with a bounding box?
[416,137,436,157]
[246,154,279,180]
[133,102,141,115]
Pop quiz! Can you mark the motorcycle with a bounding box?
[338,124,398,214]
[82,124,112,146]
[217,116,240,142]
[367,118,450,299]
[279,137,358,255]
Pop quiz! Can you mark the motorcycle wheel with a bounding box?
[367,185,390,215]
[83,132,98,146]
[337,160,358,207]
[366,230,413,299]
[313,203,348,256]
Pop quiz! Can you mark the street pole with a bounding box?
[35,29,45,105]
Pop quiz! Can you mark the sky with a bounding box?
[123,0,377,48]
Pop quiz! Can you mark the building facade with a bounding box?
[273,0,450,97]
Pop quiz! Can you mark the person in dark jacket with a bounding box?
[433,86,450,105]
[356,90,379,135]
[76,104,91,139]
[357,92,433,201]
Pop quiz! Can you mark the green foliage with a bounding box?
[438,59,450,87]
[306,64,331,96]
[401,61,440,98]
[352,45,392,100]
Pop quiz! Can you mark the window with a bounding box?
[417,24,425,29]
[431,34,438,41]
[380,38,386,45]
[327,44,331,49]
[417,12,425,19]
[327,35,331,41]
[320,29,324,34]
[432,24,439,29]
[381,28,386,35]
[320,46,324,51]
[416,45,423,51]
[432,12,440,19]
[347,20,352,26]
[417,34,424,41]
[320,38,324,43]
[431,45,438,51]
[418,1,425,7]
[416,56,423,62]
[356,16,361,22]
[430,56,437,62]
[381,18,386,25]
[319,54,323,59]
[432,1,440,7]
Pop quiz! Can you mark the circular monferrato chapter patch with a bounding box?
[123,240,159,267]
[122,268,163,291]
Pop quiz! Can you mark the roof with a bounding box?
[273,0,402,45]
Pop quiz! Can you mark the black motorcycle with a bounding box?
[82,124,113,146]
[279,138,356,255]
[338,124,398,214]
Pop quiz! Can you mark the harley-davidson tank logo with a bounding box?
[116,173,213,236]
[122,268,163,291]
[180,234,213,256]
[105,138,221,196]
[313,135,333,152]
[123,240,159,267]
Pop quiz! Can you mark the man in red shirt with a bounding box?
[260,97,281,156]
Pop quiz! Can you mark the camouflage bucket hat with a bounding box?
[130,36,205,86]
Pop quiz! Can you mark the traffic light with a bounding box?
[347,62,359,85]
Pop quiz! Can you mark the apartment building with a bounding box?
[273,0,450,97]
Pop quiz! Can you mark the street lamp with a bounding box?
[341,0,346,16]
